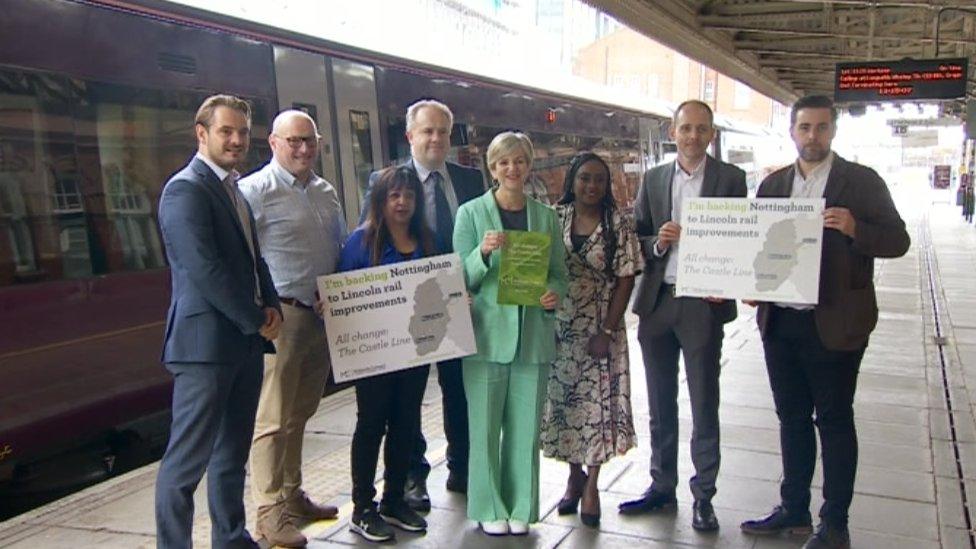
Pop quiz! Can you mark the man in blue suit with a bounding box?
[360,99,484,510]
[155,94,282,549]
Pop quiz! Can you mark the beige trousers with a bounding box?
[249,302,331,509]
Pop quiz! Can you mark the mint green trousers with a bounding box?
[463,357,549,523]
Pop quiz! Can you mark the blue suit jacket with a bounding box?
[158,156,280,364]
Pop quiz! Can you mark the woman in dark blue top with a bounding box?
[340,166,434,543]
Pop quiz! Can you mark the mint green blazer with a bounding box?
[453,190,568,364]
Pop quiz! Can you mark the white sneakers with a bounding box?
[479,520,509,536]
[478,520,530,536]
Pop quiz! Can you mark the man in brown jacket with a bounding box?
[740,95,910,549]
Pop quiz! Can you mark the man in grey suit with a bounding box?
[618,100,746,532]
[740,95,909,549]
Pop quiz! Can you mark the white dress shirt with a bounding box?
[412,158,459,230]
[775,151,834,310]
[239,159,347,306]
[656,158,706,284]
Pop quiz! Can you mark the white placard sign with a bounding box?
[676,198,824,303]
[317,254,476,382]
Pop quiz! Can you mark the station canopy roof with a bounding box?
[586,1,976,105]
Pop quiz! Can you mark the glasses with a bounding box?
[276,134,320,149]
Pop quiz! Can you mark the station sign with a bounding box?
[835,57,968,102]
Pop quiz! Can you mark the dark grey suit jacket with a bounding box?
[359,159,485,229]
[631,155,747,323]
[755,154,910,351]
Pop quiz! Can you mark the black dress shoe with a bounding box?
[617,489,677,515]
[740,505,813,536]
[802,522,850,549]
[403,477,431,513]
[691,499,719,531]
[445,471,467,494]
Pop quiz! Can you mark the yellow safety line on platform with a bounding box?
[301,442,449,542]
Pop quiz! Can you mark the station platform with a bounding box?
[0,185,972,548]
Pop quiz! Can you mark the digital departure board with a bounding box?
[835,58,968,102]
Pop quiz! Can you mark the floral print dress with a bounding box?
[542,203,641,465]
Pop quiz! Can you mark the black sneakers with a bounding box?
[350,507,396,543]
[379,500,428,532]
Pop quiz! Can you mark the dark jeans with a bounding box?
[409,358,469,481]
[351,365,430,511]
[762,307,865,528]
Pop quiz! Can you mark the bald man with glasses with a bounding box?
[240,110,347,548]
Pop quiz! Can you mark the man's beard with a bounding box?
[799,144,829,163]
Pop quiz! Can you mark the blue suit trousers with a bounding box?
[155,340,263,549]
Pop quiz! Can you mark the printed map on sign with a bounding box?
[675,198,824,303]
[317,254,476,382]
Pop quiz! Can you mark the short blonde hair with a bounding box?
[486,131,534,172]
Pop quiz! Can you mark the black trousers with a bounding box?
[351,365,430,511]
[762,307,865,528]
[409,358,469,481]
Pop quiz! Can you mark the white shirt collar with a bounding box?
[796,151,834,182]
[195,152,235,183]
[675,157,706,178]
[412,158,448,183]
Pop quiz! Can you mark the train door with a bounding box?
[330,59,383,226]
[271,45,342,213]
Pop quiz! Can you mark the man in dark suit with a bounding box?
[740,95,909,549]
[361,99,484,510]
[619,100,746,531]
[155,94,282,549]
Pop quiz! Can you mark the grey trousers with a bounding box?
[636,289,724,501]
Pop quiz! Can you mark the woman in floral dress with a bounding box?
[542,152,640,527]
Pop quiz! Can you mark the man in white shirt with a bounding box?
[620,100,746,532]
[740,95,909,549]
[240,110,347,548]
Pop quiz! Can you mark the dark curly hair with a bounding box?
[558,152,617,276]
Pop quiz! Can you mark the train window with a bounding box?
[348,110,374,205]
[0,67,271,286]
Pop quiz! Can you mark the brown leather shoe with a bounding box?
[257,504,307,548]
[285,491,339,521]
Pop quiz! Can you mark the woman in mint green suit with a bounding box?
[453,131,568,536]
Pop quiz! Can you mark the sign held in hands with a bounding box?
[497,230,551,306]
